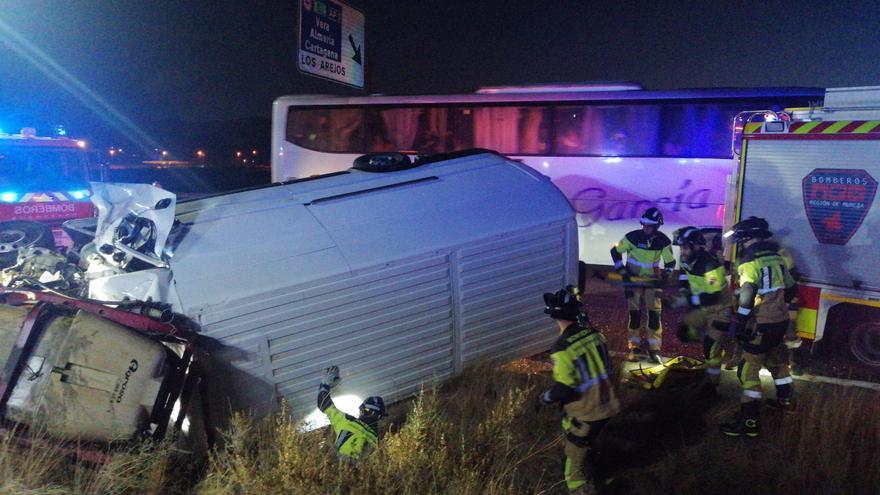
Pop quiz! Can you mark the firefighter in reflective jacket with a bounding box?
[317,365,387,462]
[610,207,675,363]
[536,286,621,494]
[720,217,795,438]
[673,226,732,394]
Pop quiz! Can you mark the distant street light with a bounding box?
[235,151,243,158]
[161,150,169,158]
[196,150,205,158]
[251,149,258,156]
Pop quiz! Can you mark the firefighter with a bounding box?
[536,286,621,494]
[317,365,387,463]
[672,226,732,395]
[610,207,675,363]
[720,217,796,438]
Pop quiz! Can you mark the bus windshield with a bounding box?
[0,146,90,189]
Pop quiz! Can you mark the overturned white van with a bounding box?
[0,150,577,439]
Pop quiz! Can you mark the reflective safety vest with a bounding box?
[682,250,728,307]
[737,241,791,296]
[612,229,675,278]
[549,323,621,421]
[325,404,379,462]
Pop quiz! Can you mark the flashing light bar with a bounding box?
[1,192,18,203]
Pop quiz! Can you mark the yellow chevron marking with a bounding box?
[744,122,762,133]
[793,121,822,133]
[822,121,850,133]
[853,121,880,134]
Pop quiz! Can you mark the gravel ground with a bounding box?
[579,277,880,384]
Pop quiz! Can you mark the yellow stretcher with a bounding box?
[626,356,706,390]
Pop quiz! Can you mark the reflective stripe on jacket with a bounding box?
[612,229,675,278]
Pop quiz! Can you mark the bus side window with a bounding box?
[518,107,550,154]
[413,108,452,154]
[554,106,587,155]
[286,108,364,152]
[472,105,549,155]
[365,109,395,152]
[450,107,475,151]
[661,103,738,159]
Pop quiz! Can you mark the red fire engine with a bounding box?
[0,127,96,264]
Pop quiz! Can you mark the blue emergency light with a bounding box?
[0,192,18,203]
[69,189,89,200]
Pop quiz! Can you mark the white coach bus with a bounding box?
[271,85,822,264]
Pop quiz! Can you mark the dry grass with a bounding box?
[0,425,191,494]
[0,358,878,494]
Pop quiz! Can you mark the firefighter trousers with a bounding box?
[626,287,663,351]
[682,304,730,384]
[562,415,609,492]
[737,321,792,403]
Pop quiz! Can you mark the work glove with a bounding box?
[321,365,341,389]
[731,313,754,343]
[534,390,553,413]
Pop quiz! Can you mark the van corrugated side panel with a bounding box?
[199,252,455,419]
[741,138,880,289]
[457,222,568,364]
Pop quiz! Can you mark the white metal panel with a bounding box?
[741,139,880,289]
[200,252,455,419]
[457,224,569,364]
[167,152,577,420]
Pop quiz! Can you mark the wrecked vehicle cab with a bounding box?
[0,184,197,443]
[1,150,577,439]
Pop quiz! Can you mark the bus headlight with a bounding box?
[0,192,18,203]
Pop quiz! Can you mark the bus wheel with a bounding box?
[0,221,56,268]
[849,320,880,367]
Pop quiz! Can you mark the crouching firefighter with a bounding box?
[673,226,732,396]
[720,217,796,438]
[610,207,675,363]
[536,287,621,494]
[317,365,387,462]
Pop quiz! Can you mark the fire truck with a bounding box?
[0,128,96,266]
[728,86,880,367]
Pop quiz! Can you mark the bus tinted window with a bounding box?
[554,105,661,156]
[467,106,550,155]
[286,108,364,152]
[286,98,810,158]
[365,107,453,153]
[660,103,740,158]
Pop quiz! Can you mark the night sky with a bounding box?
[1,0,879,147]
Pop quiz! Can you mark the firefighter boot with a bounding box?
[766,382,795,412]
[720,402,761,438]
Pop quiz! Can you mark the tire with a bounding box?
[0,221,56,268]
[849,320,880,367]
